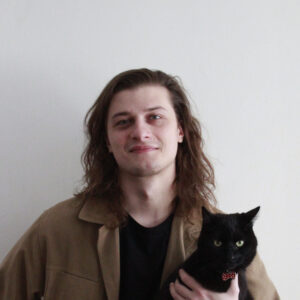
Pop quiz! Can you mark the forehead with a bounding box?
[107,85,174,116]
[212,216,244,237]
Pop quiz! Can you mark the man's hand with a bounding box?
[169,269,239,300]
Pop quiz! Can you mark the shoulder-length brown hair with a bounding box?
[75,68,216,226]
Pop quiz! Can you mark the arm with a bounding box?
[169,269,239,300]
[0,215,46,300]
[246,254,280,300]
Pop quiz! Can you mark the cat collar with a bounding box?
[222,272,236,281]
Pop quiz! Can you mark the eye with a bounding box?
[213,240,222,247]
[149,114,161,120]
[115,119,130,126]
[236,240,244,247]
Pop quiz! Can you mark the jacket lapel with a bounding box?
[97,226,120,300]
[160,215,185,286]
[79,198,121,300]
[160,214,201,287]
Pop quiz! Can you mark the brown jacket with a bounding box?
[0,197,280,300]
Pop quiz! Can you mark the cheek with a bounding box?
[108,136,127,156]
[108,130,125,145]
[159,125,180,143]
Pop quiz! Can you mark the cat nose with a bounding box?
[228,253,237,262]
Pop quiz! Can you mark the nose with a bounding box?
[227,248,238,262]
[129,118,151,141]
[230,254,236,261]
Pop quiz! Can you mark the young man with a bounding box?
[0,69,279,300]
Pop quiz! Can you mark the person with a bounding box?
[0,69,280,300]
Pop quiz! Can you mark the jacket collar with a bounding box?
[78,196,205,226]
[78,197,115,225]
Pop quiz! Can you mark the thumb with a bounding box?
[228,273,239,295]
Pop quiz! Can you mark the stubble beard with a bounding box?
[119,157,176,180]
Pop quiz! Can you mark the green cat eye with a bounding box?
[214,240,222,247]
[236,240,244,247]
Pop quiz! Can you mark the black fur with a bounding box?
[156,207,260,300]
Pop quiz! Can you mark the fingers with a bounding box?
[178,269,205,294]
[170,279,194,299]
[169,269,206,300]
[169,282,187,300]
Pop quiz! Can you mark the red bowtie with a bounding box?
[222,272,236,281]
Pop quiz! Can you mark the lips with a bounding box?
[129,145,158,153]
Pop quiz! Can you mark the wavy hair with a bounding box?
[75,68,216,226]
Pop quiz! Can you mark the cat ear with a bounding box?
[202,206,214,224]
[242,206,260,227]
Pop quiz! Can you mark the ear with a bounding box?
[242,206,260,226]
[202,206,214,225]
[177,124,184,143]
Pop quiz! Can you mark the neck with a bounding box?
[119,169,176,227]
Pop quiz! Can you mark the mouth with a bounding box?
[222,265,242,274]
[217,263,239,274]
[129,145,159,153]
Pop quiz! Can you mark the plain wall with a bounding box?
[1,1,299,298]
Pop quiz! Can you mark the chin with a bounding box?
[120,160,175,178]
[131,168,161,177]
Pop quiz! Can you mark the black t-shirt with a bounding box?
[119,214,173,300]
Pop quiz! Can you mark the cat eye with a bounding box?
[213,240,222,247]
[236,240,244,247]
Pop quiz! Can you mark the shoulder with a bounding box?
[40,197,85,224]
[37,197,98,241]
[0,197,86,267]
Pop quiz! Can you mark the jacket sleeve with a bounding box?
[0,214,46,300]
[246,253,280,299]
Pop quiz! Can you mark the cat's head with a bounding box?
[197,206,260,273]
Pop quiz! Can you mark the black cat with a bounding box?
[157,206,260,300]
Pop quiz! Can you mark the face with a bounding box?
[106,85,184,178]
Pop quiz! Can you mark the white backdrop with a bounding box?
[0,1,299,298]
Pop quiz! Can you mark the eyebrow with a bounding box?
[111,106,167,119]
